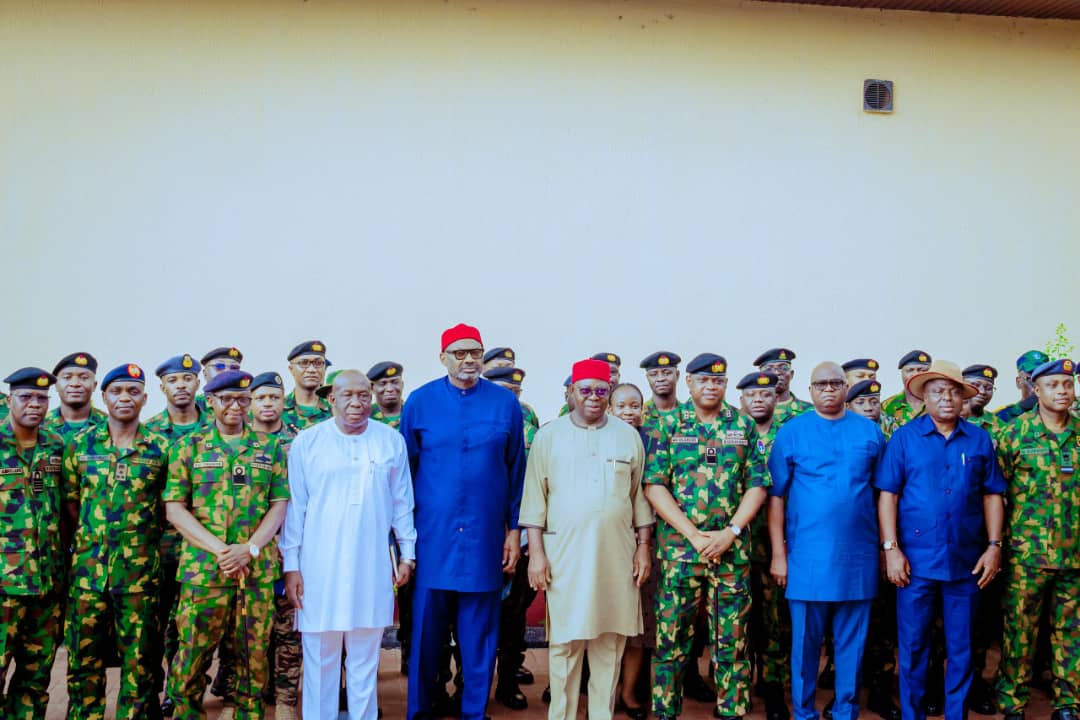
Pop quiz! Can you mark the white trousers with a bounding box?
[548,632,628,720]
[301,626,384,720]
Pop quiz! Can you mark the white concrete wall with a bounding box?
[2,0,1078,417]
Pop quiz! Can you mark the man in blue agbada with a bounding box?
[402,323,526,720]
[875,360,1006,720]
[767,361,886,720]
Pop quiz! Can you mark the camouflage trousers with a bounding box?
[996,562,1080,712]
[271,593,302,707]
[168,581,274,720]
[749,561,791,688]
[0,591,63,720]
[66,586,160,720]
[652,559,751,718]
[151,557,182,696]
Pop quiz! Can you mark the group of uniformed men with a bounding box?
[0,339,1077,720]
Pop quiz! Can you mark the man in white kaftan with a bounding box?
[521,359,654,720]
[281,370,417,720]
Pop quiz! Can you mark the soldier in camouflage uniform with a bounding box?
[994,351,1049,423]
[369,361,405,431]
[643,353,770,720]
[194,346,244,414]
[738,371,790,720]
[62,363,170,720]
[641,352,683,430]
[753,348,814,427]
[881,350,932,426]
[0,367,67,720]
[483,365,540,710]
[841,358,880,388]
[995,358,1080,720]
[846,379,899,439]
[248,371,301,719]
[44,351,109,442]
[483,349,540,432]
[0,391,9,423]
[145,353,209,717]
[163,370,290,720]
[963,365,1006,441]
[592,352,623,385]
[281,340,333,430]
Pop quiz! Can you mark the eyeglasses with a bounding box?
[449,349,484,361]
[210,362,242,372]
[811,380,846,391]
[12,392,49,405]
[577,386,610,398]
[762,363,792,373]
[292,358,326,370]
[213,394,251,407]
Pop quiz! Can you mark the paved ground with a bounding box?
[39,645,1053,718]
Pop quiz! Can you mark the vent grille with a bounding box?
[864,79,894,113]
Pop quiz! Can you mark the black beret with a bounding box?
[367,362,403,382]
[101,364,146,390]
[686,353,728,376]
[897,350,931,369]
[484,367,526,386]
[4,367,56,389]
[249,372,285,392]
[204,370,253,394]
[201,346,243,365]
[846,379,883,403]
[640,352,682,370]
[962,364,999,382]
[156,354,201,377]
[288,340,329,362]
[842,358,880,372]
[591,352,621,366]
[1031,358,1075,382]
[53,352,97,375]
[483,347,515,364]
[736,372,779,390]
[753,348,795,367]
[315,369,344,399]
[563,375,572,388]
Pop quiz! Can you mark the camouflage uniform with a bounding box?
[370,405,402,430]
[771,396,813,428]
[62,424,170,720]
[881,392,925,426]
[746,423,789,689]
[41,405,109,443]
[0,422,66,720]
[641,399,680,431]
[521,401,540,430]
[995,409,1080,713]
[644,401,770,718]
[994,395,1038,423]
[280,392,332,431]
[0,392,8,423]
[143,406,210,700]
[163,425,289,720]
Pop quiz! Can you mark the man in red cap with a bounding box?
[402,324,526,720]
[520,359,653,720]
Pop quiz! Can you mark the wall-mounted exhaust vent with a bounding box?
[864,79,894,113]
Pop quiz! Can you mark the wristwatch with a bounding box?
[988,540,1003,547]
[880,540,898,551]
[248,543,260,558]
[405,559,417,569]
[728,524,743,538]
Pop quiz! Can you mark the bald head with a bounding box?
[809,361,847,418]
[330,370,373,434]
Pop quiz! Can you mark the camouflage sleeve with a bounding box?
[641,414,672,488]
[766,425,794,497]
[995,423,1017,483]
[743,421,771,489]
[269,439,290,502]
[979,431,1007,495]
[629,427,654,528]
[163,436,193,504]
[61,438,80,505]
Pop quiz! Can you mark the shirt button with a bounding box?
[458,527,464,533]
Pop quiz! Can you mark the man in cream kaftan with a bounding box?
[521,359,654,720]
[281,370,417,720]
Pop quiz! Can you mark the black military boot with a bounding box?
[762,683,790,720]
[967,676,997,716]
[867,674,901,720]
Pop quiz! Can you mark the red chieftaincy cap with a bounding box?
[441,323,484,351]
[571,358,611,385]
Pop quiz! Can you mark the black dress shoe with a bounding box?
[822,696,835,720]
[764,690,790,720]
[712,712,743,720]
[1051,708,1080,720]
[542,685,551,704]
[967,680,997,716]
[1003,713,1025,720]
[684,669,716,703]
[867,691,901,720]
[622,704,647,720]
[495,682,529,710]
[516,666,535,685]
[160,697,175,717]
[922,695,944,717]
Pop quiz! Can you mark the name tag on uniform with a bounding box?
[705,447,718,465]
[724,430,748,446]
[48,456,61,465]
[43,464,60,473]
[194,461,224,469]
[0,467,24,476]
[78,455,109,462]
[130,457,162,468]
[1020,447,1049,457]
[251,462,273,472]
[672,435,697,445]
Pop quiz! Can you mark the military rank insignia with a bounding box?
[31,470,44,494]
[232,465,248,484]
[705,447,718,465]
[115,463,129,482]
